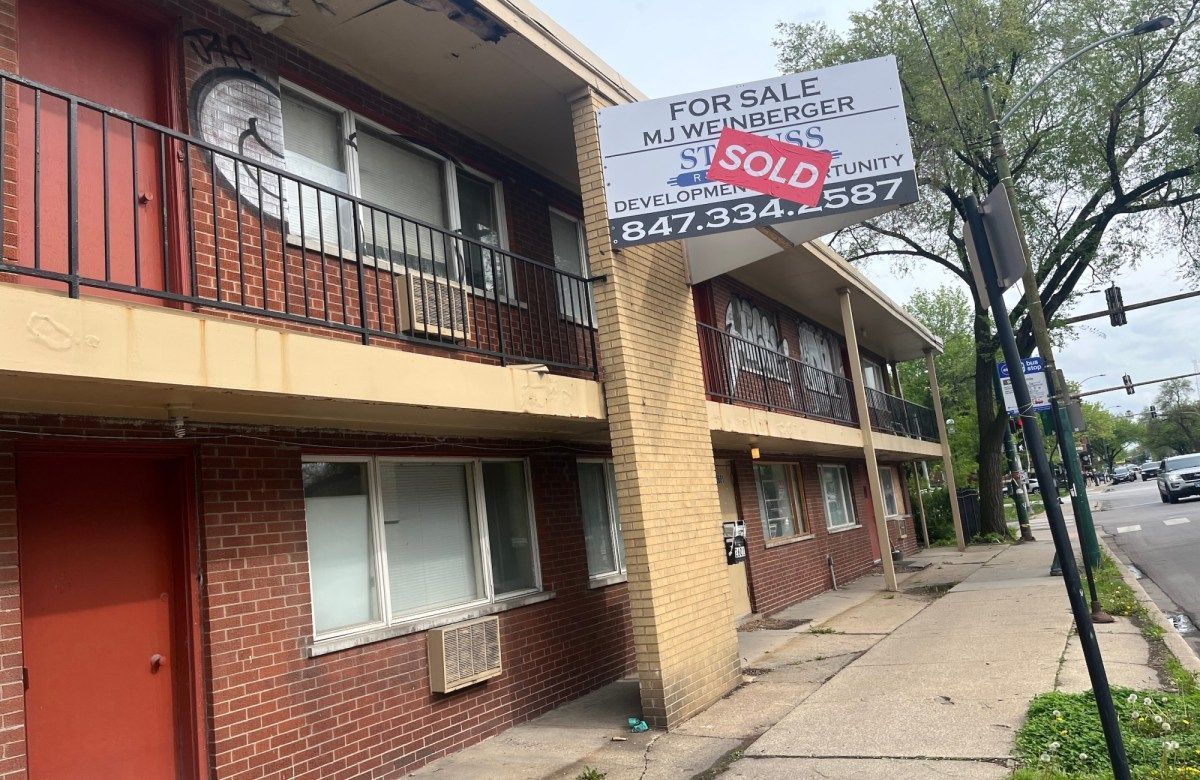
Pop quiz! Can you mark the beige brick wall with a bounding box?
[570,90,742,727]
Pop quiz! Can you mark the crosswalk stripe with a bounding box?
[1116,525,1142,534]
[1164,518,1191,526]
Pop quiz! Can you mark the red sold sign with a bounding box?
[705,128,833,207]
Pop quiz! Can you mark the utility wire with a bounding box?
[909,0,976,154]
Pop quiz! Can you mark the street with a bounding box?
[1093,478,1200,655]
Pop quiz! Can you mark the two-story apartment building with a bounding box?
[0,0,962,776]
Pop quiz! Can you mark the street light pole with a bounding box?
[976,16,1172,617]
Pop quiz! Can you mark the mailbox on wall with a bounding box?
[723,520,748,565]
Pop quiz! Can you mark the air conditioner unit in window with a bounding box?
[400,272,471,341]
[427,616,501,693]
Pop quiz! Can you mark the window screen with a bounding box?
[820,465,857,529]
[755,464,800,539]
[578,461,623,578]
[551,211,591,322]
[481,461,537,595]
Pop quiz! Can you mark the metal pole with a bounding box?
[980,80,1104,569]
[1060,288,1200,324]
[965,194,1129,779]
[1074,371,1200,398]
[1004,426,1035,541]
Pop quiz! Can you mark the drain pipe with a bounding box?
[827,554,838,590]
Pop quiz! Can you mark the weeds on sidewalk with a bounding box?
[1013,688,1200,778]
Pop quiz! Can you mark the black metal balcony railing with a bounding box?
[864,386,940,443]
[698,323,941,443]
[0,71,598,376]
[697,323,857,425]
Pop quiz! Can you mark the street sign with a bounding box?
[963,184,1027,306]
[595,56,917,248]
[998,357,1052,415]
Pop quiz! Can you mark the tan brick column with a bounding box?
[838,288,898,591]
[570,88,741,728]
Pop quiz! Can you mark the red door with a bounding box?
[18,452,189,778]
[17,0,168,296]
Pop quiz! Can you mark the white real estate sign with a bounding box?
[595,56,917,250]
[998,357,1052,415]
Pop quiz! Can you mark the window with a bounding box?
[819,464,857,529]
[278,83,508,293]
[754,463,803,540]
[550,209,591,323]
[302,457,540,640]
[879,466,903,517]
[578,460,625,581]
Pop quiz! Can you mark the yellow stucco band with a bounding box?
[0,284,606,436]
[707,401,943,460]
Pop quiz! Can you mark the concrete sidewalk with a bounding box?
[411,539,1166,779]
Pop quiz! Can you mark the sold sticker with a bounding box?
[705,128,833,207]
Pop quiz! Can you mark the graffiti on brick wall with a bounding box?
[185,29,285,220]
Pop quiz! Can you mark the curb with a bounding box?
[1097,535,1200,676]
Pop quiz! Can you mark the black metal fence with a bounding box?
[697,323,857,425]
[864,386,940,442]
[0,71,598,376]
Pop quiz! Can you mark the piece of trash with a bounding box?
[611,736,627,742]
[627,717,649,733]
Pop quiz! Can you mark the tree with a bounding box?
[1146,379,1200,455]
[776,0,1200,535]
[1080,401,1144,470]
[898,286,979,487]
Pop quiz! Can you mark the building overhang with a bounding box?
[688,234,942,363]
[0,284,607,439]
[208,0,642,190]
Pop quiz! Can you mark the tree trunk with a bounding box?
[972,313,1009,537]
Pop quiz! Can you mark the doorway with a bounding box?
[716,461,753,620]
[17,450,198,777]
[16,0,174,297]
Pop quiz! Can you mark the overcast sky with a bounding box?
[537,0,1200,413]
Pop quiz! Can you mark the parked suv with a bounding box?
[1158,453,1200,503]
[1112,465,1137,484]
[1140,461,1161,480]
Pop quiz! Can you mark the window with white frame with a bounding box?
[879,466,903,517]
[577,459,625,581]
[550,209,592,323]
[819,464,857,529]
[754,463,803,540]
[278,84,510,295]
[302,457,540,639]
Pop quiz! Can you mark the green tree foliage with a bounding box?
[1080,400,1145,470]
[776,0,1200,534]
[1145,379,1200,455]
[898,286,978,485]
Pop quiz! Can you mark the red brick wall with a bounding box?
[0,415,634,778]
[722,451,918,616]
[0,0,597,376]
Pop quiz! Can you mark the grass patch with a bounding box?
[808,626,839,635]
[1093,552,1145,620]
[1014,688,1200,778]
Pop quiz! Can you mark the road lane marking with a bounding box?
[1116,525,1142,534]
[1164,518,1191,526]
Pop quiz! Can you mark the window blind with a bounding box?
[377,462,482,619]
[280,90,352,247]
[550,211,591,322]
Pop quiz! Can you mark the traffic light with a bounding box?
[1105,285,1127,326]
[1123,373,1135,394]
[1150,405,1158,419]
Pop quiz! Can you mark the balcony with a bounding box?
[0,72,598,378]
[697,323,939,444]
